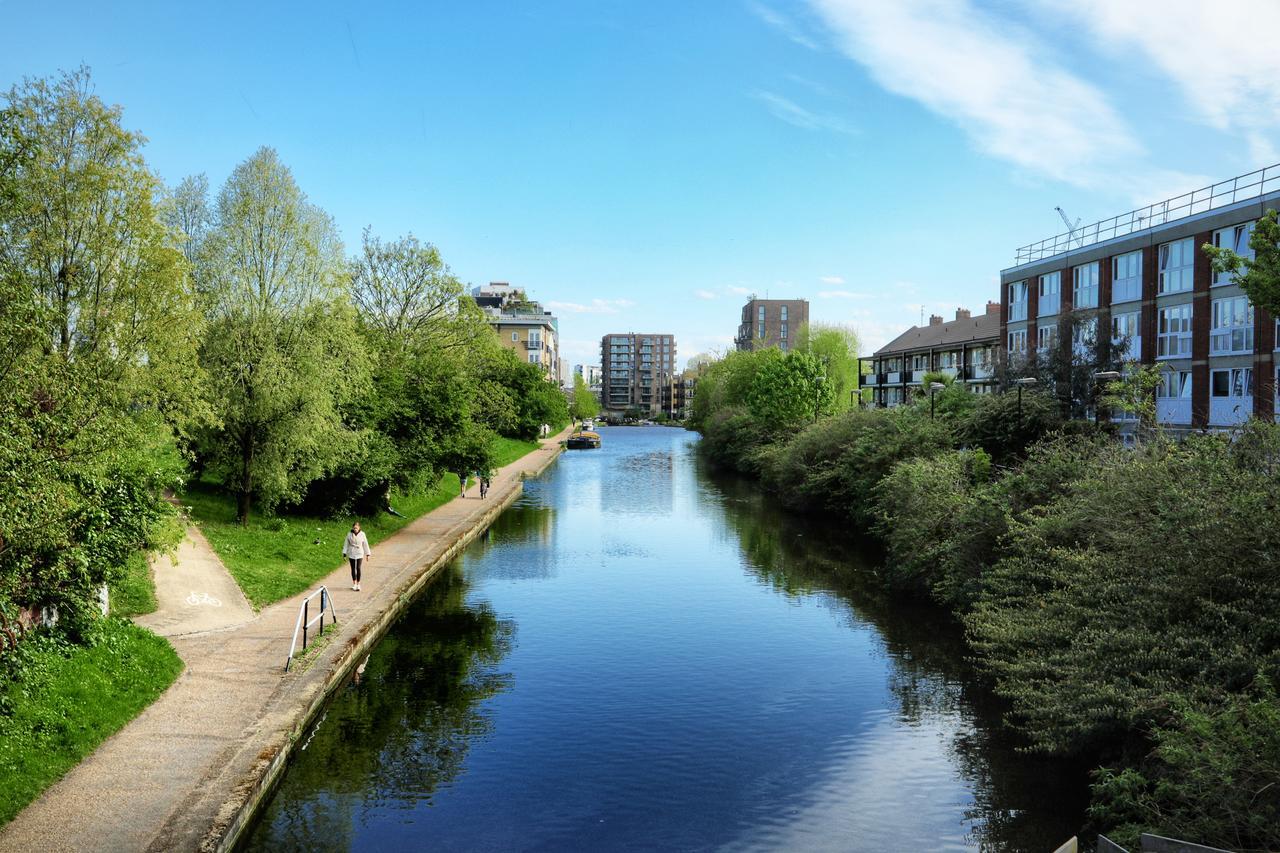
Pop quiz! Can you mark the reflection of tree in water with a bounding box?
[701,462,1089,852]
[600,451,674,517]
[243,562,515,851]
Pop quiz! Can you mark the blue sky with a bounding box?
[5,0,1279,369]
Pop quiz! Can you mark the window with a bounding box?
[1112,251,1142,303]
[1008,280,1029,321]
[1038,272,1061,316]
[757,306,765,333]
[1157,304,1193,358]
[910,353,929,371]
[780,341,788,353]
[1212,222,1255,285]
[1158,238,1194,293]
[780,323,788,340]
[1008,329,1027,354]
[1072,316,1098,354]
[1211,367,1253,399]
[511,332,519,341]
[1037,324,1057,352]
[1210,296,1254,355]
[1157,370,1192,399]
[528,353,540,364]
[781,305,789,321]
[1073,262,1099,308]
[1112,310,1140,360]
[937,350,958,369]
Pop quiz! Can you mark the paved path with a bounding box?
[0,430,569,853]
[134,525,255,637]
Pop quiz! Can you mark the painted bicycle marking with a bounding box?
[185,591,222,607]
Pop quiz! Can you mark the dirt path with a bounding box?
[133,524,255,637]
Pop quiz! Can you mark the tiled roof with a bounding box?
[873,310,999,356]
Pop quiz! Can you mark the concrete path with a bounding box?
[0,430,570,853]
[134,525,255,637]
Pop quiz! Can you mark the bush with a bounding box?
[957,389,1065,464]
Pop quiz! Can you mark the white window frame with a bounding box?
[1212,222,1255,286]
[1072,316,1098,355]
[1158,237,1194,294]
[1008,281,1028,322]
[1112,250,1143,303]
[1210,367,1253,399]
[1157,304,1193,358]
[1073,262,1099,308]
[1210,296,1254,355]
[1007,329,1027,354]
[1157,370,1192,399]
[1111,310,1140,360]
[1037,324,1057,352]
[1038,272,1061,317]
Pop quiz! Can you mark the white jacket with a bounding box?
[343,530,371,559]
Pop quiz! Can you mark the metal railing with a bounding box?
[284,586,338,672]
[1014,164,1280,265]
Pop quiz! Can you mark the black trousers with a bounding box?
[349,557,362,582]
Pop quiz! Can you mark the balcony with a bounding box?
[1156,399,1192,425]
[524,340,543,351]
[967,363,994,380]
[937,367,958,379]
[1210,397,1252,426]
[862,374,879,386]
[886,371,901,384]
[909,370,927,384]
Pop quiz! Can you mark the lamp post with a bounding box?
[1014,376,1038,423]
[928,381,946,419]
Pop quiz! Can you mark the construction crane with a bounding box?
[1055,206,1083,247]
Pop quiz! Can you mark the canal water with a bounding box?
[243,427,1087,852]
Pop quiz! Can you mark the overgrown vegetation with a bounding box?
[690,340,1280,850]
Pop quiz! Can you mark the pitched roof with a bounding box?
[873,310,999,356]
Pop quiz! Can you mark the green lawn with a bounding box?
[186,436,545,609]
[109,551,158,617]
[0,620,182,827]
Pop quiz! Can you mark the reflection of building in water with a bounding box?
[465,501,558,582]
[599,450,674,517]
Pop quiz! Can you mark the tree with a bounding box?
[796,323,861,411]
[196,147,367,523]
[569,373,599,421]
[747,350,835,430]
[1101,364,1164,443]
[1204,208,1280,315]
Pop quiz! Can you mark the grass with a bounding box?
[186,434,545,609]
[0,619,183,827]
[109,551,158,617]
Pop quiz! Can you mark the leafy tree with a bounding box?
[1101,363,1164,443]
[747,350,835,430]
[796,323,861,410]
[956,388,1065,465]
[1204,208,1280,315]
[569,373,599,421]
[195,148,368,523]
[474,346,567,439]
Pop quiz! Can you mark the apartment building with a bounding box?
[1001,166,1280,430]
[600,333,677,416]
[862,304,1001,407]
[473,283,560,382]
[574,364,603,393]
[735,298,809,352]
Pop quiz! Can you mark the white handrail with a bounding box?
[284,586,338,671]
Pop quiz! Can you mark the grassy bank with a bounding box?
[187,436,545,608]
[0,619,183,826]
[108,551,158,617]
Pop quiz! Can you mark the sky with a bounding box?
[5,0,1280,369]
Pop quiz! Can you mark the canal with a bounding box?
[243,426,1087,851]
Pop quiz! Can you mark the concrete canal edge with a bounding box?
[205,443,564,853]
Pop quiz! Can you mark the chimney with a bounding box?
[955,308,971,321]
[928,314,943,326]
[986,300,1000,316]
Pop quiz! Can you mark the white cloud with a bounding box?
[546,298,636,315]
[819,275,845,284]
[818,289,866,299]
[695,289,718,300]
[1032,0,1280,160]
[806,0,1202,196]
[747,1,822,50]
[753,90,858,136]
[725,285,753,296]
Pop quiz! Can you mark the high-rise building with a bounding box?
[1001,164,1280,431]
[735,297,809,352]
[600,333,677,416]
[574,364,602,393]
[473,282,560,382]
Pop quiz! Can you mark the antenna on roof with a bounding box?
[1055,206,1083,247]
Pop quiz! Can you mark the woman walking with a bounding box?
[343,521,371,591]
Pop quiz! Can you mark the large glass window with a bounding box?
[1157,304,1193,358]
[780,323,788,340]
[1007,329,1027,354]
[1073,262,1099,308]
[1210,296,1254,355]
[1038,272,1061,316]
[1112,310,1141,360]
[1037,324,1057,352]
[910,353,929,371]
[1072,316,1098,355]
[781,305,789,321]
[1008,280,1028,322]
[1211,367,1253,399]
[1112,250,1142,303]
[1157,370,1192,399]
[1158,238,1194,293]
[1212,222,1256,286]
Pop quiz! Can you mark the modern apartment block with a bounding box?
[1001,166,1280,430]
[735,298,809,352]
[574,364,603,393]
[862,304,1001,407]
[473,282,560,382]
[600,333,677,416]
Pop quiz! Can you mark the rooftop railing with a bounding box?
[1013,164,1280,266]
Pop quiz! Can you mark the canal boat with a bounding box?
[567,430,601,449]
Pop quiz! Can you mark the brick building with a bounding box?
[735,298,809,352]
[600,333,677,417]
[862,304,1001,407]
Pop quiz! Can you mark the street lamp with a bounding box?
[928,381,946,419]
[1014,376,1038,422]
